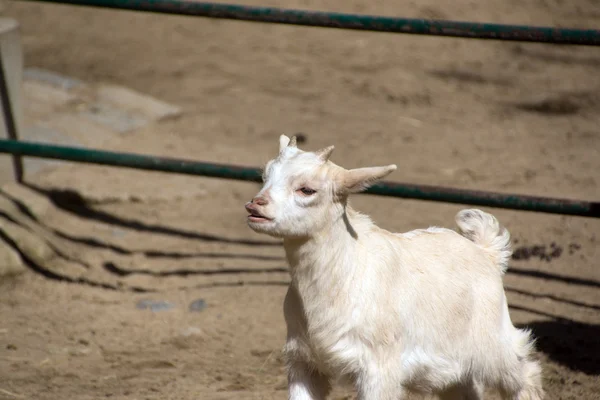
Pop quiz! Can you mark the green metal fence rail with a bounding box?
[23,0,600,46]
[7,1,600,219]
[1,139,597,218]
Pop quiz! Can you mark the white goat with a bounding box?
[245,135,543,400]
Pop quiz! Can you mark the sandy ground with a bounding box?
[1,0,599,399]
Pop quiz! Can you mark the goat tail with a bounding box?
[455,209,512,273]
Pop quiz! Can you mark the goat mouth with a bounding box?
[247,211,272,223]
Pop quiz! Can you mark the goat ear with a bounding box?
[279,135,291,153]
[315,145,335,162]
[341,165,397,193]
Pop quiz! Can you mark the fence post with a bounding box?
[0,18,23,184]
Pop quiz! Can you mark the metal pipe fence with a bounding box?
[2,0,597,219]
[22,0,600,46]
[1,139,597,218]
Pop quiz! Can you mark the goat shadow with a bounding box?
[23,184,280,247]
[518,319,600,376]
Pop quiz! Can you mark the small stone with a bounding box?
[69,347,91,356]
[6,343,17,350]
[168,327,205,349]
[188,299,207,312]
[180,327,203,337]
[136,299,174,312]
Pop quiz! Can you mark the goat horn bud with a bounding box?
[288,136,297,148]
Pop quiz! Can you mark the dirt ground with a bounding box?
[1,0,599,399]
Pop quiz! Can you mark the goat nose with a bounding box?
[253,196,268,206]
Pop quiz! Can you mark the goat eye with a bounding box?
[298,187,317,196]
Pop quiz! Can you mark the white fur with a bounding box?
[246,136,543,400]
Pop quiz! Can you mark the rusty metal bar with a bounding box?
[0,139,597,218]
[22,0,600,46]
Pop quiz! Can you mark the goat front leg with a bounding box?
[356,370,406,400]
[288,360,331,400]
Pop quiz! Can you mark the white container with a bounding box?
[0,18,23,185]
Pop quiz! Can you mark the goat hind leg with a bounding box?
[499,358,544,400]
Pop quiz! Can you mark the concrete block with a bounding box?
[0,218,54,267]
[97,84,182,121]
[79,102,148,133]
[0,186,52,225]
[23,80,78,107]
[24,67,84,90]
[0,18,23,186]
[16,124,83,177]
[23,80,79,121]
[0,238,25,278]
[41,112,117,147]
[0,19,23,133]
